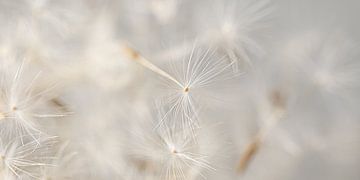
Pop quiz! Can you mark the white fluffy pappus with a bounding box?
[152,45,242,130]
[125,108,224,180]
[0,132,58,180]
[0,59,67,140]
[194,0,273,71]
[281,31,360,96]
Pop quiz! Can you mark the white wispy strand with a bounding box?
[0,60,65,140]
[126,108,217,180]
[155,45,241,130]
[0,132,57,179]
[196,0,273,71]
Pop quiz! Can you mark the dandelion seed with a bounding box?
[0,60,66,140]
[126,108,219,180]
[129,126,216,180]
[0,133,57,179]
[195,0,272,71]
[38,141,78,180]
[283,31,360,96]
[155,45,241,130]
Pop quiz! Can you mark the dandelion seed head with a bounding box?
[282,31,360,95]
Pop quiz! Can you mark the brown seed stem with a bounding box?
[121,45,184,88]
[237,90,287,175]
[237,135,262,173]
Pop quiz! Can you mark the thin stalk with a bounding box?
[121,45,184,89]
[237,90,287,174]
